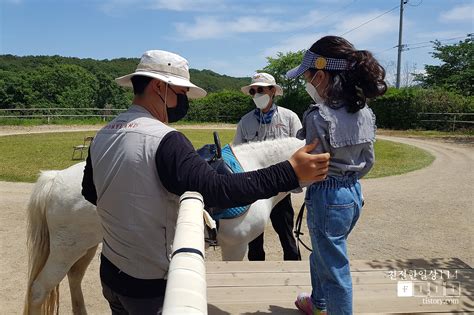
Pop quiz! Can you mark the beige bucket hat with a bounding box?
[115,50,207,99]
[241,72,283,96]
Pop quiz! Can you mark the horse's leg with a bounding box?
[29,247,85,314]
[67,245,98,315]
[220,242,248,261]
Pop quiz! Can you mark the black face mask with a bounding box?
[167,92,189,123]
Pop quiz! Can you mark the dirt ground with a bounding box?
[1,127,473,314]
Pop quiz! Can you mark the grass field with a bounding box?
[0,129,434,182]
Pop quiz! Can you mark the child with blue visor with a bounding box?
[286,36,387,314]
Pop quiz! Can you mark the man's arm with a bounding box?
[232,121,246,146]
[156,131,328,208]
[81,147,97,206]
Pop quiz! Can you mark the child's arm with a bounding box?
[309,110,331,154]
[358,142,375,178]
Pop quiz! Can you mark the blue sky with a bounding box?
[1,0,473,84]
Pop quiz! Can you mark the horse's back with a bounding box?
[47,161,95,212]
[44,162,102,246]
[58,161,87,187]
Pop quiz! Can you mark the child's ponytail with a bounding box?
[350,49,387,99]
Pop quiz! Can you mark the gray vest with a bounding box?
[91,105,179,279]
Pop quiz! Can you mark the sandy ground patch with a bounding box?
[0,123,237,137]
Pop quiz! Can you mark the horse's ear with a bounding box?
[213,131,222,159]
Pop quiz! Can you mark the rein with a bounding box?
[294,202,312,260]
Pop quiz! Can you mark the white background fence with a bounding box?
[0,107,236,123]
[0,107,127,123]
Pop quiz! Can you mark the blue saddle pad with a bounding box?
[211,145,250,220]
[221,145,244,173]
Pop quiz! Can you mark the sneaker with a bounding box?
[295,292,327,315]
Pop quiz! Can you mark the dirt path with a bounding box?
[1,134,473,314]
[0,123,237,137]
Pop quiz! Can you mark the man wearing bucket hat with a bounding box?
[82,50,329,314]
[235,72,302,261]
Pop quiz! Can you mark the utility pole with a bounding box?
[396,0,406,88]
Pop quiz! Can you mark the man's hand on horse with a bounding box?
[288,141,330,182]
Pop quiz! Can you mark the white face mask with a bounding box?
[253,93,271,109]
[305,73,325,104]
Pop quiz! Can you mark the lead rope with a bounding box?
[294,202,313,260]
[203,209,218,248]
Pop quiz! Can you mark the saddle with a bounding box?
[196,131,233,176]
[196,132,250,222]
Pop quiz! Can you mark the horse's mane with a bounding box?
[232,137,302,152]
[231,138,304,166]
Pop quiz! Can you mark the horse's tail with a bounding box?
[23,170,60,315]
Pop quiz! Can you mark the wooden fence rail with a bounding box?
[418,113,474,131]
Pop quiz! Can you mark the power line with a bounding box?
[340,4,400,36]
[374,46,398,55]
[375,34,471,55]
[405,35,468,46]
[403,44,432,51]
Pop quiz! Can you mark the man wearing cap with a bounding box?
[235,72,302,261]
[81,50,329,314]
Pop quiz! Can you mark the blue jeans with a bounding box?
[305,176,363,315]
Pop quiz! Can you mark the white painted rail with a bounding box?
[162,192,207,315]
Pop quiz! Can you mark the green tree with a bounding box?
[415,38,473,96]
[261,51,311,117]
[262,51,304,95]
[187,90,253,123]
[0,55,253,110]
[94,72,131,109]
[29,64,98,108]
[0,70,35,109]
[189,69,249,93]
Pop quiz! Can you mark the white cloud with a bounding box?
[262,33,325,57]
[174,10,329,40]
[148,0,226,12]
[440,4,474,22]
[175,17,223,40]
[99,0,226,14]
[174,16,285,40]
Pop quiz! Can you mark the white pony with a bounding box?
[24,137,304,315]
